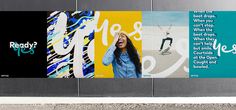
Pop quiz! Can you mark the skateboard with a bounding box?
[161,47,171,55]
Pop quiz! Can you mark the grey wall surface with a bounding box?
[0,79,78,96]
[79,79,153,97]
[0,0,76,11]
[154,79,236,97]
[77,0,152,10]
[154,0,236,11]
[1,0,236,97]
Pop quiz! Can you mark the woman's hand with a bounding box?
[112,32,119,45]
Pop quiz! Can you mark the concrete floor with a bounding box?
[0,104,236,110]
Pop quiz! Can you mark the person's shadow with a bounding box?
[161,47,171,55]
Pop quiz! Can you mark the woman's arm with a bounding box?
[102,33,119,66]
[102,44,116,66]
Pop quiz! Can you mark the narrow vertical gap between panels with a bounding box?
[78,79,80,96]
[75,0,79,97]
[75,0,78,11]
[151,0,154,97]
[152,79,154,97]
[151,0,153,11]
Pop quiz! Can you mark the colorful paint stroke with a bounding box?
[47,11,95,78]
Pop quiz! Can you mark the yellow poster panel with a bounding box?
[95,11,142,78]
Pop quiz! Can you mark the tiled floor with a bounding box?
[1,104,236,110]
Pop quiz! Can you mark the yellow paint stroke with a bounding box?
[48,49,55,53]
[47,16,56,23]
[84,37,90,45]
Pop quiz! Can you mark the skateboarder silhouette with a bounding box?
[157,24,173,52]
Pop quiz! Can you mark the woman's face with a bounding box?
[116,33,127,49]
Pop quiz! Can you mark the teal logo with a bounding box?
[9,42,37,57]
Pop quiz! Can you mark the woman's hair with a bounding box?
[114,32,142,76]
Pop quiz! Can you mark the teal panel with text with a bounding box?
[190,11,236,78]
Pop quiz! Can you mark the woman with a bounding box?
[102,32,142,78]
